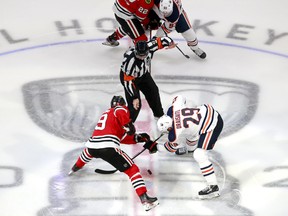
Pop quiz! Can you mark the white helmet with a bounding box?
[172,95,186,105]
[157,115,173,133]
[159,0,173,17]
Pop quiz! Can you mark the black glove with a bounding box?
[135,133,150,143]
[160,36,173,47]
[147,19,160,30]
[143,141,158,154]
[124,121,135,135]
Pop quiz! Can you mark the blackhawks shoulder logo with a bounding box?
[145,0,152,4]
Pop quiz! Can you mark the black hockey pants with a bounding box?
[120,71,164,122]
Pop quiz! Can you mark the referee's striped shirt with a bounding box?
[121,39,159,78]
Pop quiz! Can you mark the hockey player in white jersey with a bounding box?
[156,95,224,199]
[152,0,206,59]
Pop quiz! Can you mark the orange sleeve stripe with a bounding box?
[156,37,163,49]
[203,131,212,150]
[164,142,177,153]
[201,105,212,134]
[123,73,135,81]
[202,167,214,174]
[162,25,171,33]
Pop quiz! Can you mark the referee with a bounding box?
[119,36,175,122]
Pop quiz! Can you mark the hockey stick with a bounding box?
[175,45,190,59]
[161,25,190,59]
[95,133,164,174]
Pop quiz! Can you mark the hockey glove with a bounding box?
[123,121,136,135]
[161,36,173,46]
[135,133,150,143]
[160,36,176,49]
[147,19,160,30]
[143,141,158,154]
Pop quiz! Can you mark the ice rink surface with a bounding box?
[0,0,288,215]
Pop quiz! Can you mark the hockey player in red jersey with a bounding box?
[156,95,224,199]
[68,95,159,211]
[102,0,155,46]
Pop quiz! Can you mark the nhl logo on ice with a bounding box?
[22,75,258,216]
[154,75,259,138]
[22,75,259,142]
[22,76,125,142]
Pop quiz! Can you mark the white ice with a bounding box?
[0,0,288,216]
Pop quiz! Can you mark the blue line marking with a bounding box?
[0,38,287,58]
[200,40,288,58]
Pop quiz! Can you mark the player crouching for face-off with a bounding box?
[68,95,159,211]
[150,0,206,59]
[153,95,224,199]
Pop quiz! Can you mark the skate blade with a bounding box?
[68,170,74,176]
[102,41,119,47]
[143,201,159,211]
[198,192,220,200]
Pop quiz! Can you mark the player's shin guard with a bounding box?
[124,164,147,196]
[182,29,206,59]
[193,148,219,199]
[124,164,159,211]
[68,148,93,175]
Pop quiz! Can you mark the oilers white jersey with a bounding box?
[153,0,183,34]
[166,96,219,150]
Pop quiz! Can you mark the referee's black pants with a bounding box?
[120,72,164,122]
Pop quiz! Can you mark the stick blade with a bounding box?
[95,168,117,174]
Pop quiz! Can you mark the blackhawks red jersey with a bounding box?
[85,105,136,149]
[113,0,154,21]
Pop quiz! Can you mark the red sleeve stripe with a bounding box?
[162,24,172,33]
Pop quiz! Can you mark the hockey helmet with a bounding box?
[157,115,173,133]
[134,41,149,60]
[111,95,126,108]
[172,95,186,106]
[159,0,173,17]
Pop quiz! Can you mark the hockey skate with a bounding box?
[102,32,119,47]
[139,193,159,211]
[198,185,220,199]
[68,164,81,176]
[191,47,207,59]
[175,147,187,155]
